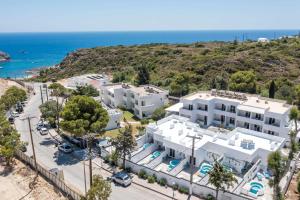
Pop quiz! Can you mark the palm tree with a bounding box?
[289,106,299,159]
[111,122,137,169]
[289,106,299,134]
[208,160,237,200]
[268,151,286,200]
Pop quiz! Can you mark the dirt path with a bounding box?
[0,159,67,200]
[285,172,299,200]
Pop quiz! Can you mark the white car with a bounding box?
[111,172,132,187]
[39,127,48,135]
[96,137,111,148]
[12,111,20,118]
[58,143,73,153]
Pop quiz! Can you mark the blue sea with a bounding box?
[0,30,299,78]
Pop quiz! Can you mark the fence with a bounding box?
[16,151,83,200]
[125,159,253,200]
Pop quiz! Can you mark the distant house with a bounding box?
[257,38,270,43]
[100,83,169,119]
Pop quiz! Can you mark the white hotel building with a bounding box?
[100,83,169,119]
[167,90,292,140]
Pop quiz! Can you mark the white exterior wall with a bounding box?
[179,94,291,140]
[105,110,122,130]
[101,84,169,119]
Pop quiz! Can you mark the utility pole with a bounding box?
[45,86,49,101]
[39,85,44,104]
[56,95,60,134]
[83,160,87,196]
[88,134,93,187]
[22,116,38,175]
[186,134,202,197]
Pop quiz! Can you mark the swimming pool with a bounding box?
[199,163,213,175]
[143,143,151,150]
[151,151,161,159]
[168,159,180,171]
[249,182,264,195]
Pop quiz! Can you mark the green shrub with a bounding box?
[158,178,167,186]
[147,175,156,183]
[298,180,300,194]
[138,170,148,179]
[140,119,149,125]
[205,194,216,200]
[172,183,179,190]
[178,186,189,194]
[125,167,131,173]
[103,155,110,163]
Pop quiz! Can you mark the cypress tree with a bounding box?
[269,80,276,98]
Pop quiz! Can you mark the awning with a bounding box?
[237,105,265,114]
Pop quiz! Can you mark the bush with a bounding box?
[138,170,147,179]
[125,167,131,173]
[158,178,167,186]
[205,194,216,200]
[140,119,149,125]
[151,107,166,121]
[147,175,156,183]
[103,155,110,163]
[298,180,300,194]
[178,186,189,194]
[172,183,179,190]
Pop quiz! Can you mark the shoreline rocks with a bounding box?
[0,51,10,61]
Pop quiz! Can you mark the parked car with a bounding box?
[8,115,15,124]
[39,127,48,135]
[58,143,73,153]
[11,111,20,118]
[36,120,45,130]
[111,172,132,187]
[95,137,111,148]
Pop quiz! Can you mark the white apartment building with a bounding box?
[101,103,122,130]
[100,83,169,119]
[60,74,110,90]
[145,115,285,173]
[167,90,291,140]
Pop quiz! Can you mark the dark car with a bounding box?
[8,115,15,124]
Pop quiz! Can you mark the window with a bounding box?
[269,118,275,124]
[188,104,193,110]
[169,149,175,157]
[204,116,207,125]
[244,122,250,129]
[245,112,251,118]
[141,101,145,106]
[229,117,235,125]
[268,130,275,135]
[255,113,261,120]
[230,105,236,113]
[221,115,225,123]
[204,105,208,111]
[221,104,226,111]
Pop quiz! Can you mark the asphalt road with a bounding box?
[14,83,172,200]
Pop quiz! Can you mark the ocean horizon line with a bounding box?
[0,29,300,34]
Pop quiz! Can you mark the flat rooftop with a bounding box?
[60,74,109,89]
[103,83,168,96]
[148,115,285,155]
[183,90,291,114]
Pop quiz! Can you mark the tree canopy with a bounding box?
[151,107,166,121]
[134,64,150,86]
[0,108,22,165]
[73,84,99,97]
[60,95,109,136]
[208,159,237,200]
[229,71,256,94]
[85,175,111,200]
[0,86,27,110]
[111,124,136,168]
[39,100,62,127]
[169,73,190,96]
[48,83,68,97]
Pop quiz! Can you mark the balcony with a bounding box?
[264,122,280,127]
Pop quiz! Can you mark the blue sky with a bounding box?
[0,0,299,32]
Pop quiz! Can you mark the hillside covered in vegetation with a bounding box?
[36,38,300,104]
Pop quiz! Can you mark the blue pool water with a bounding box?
[151,151,161,159]
[168,159,180,171]
[199,163,213,175]
[249,182,264,195]
[143,143,151,150]
[0,30,299,78]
